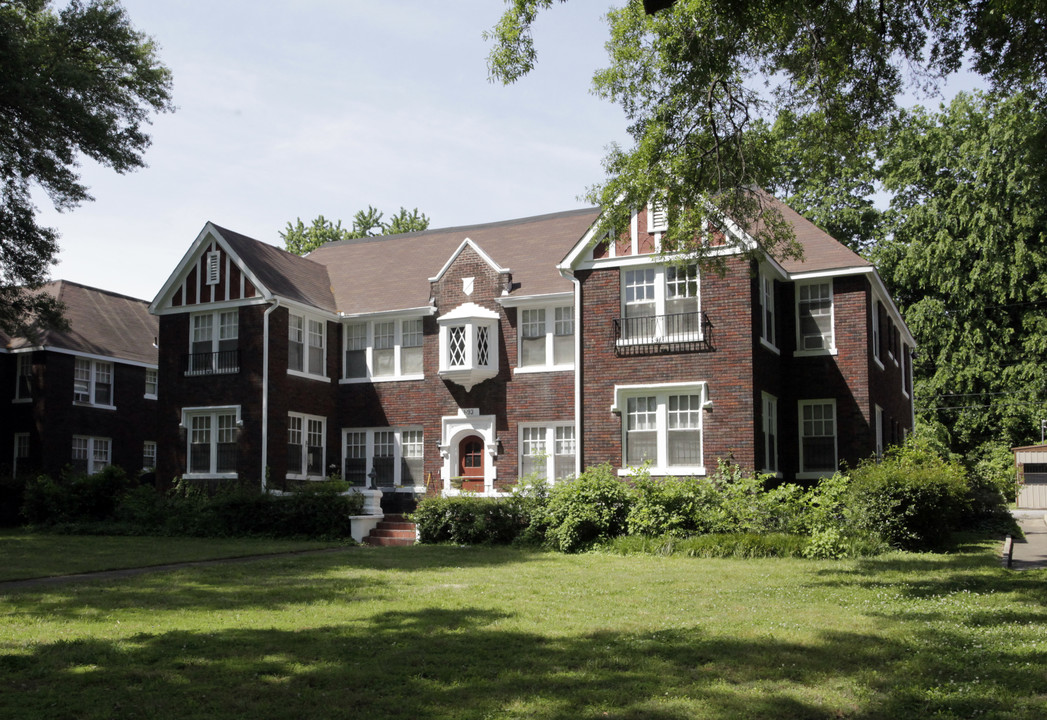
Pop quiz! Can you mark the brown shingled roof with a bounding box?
[761,194,872,275]
[3,281,158,365]
[212,224,337,312]
[307,208,601,315]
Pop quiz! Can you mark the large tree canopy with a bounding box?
[0,0,173,337]
[487,0,1046,266]
[281,207,431,256]
[872,91,1047,456]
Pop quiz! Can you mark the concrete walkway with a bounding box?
[1008,510,1047,571]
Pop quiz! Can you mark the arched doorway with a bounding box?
[458,435,485,492]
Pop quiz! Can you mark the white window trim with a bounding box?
[287,412,326,480]
[341,427,425,490]
[144,368,158,400]
[761,392,779,475]
[618,263,702,346]
[14,353,32,402]
[759,273,779,354]
[72,435,111,475]
[188,309,239,375]
[340,315,426,384]
[518,423,576,482]
[73,357,116,410]
[794,280,837,357]
[514,303,575,374]
[288,311,328,381]
[902,344,912,398]
[798,399,838,480]
[13,433,30,476]
[180,405,242,479]
[611,381,709,476]
[143,440,157,471]
[874,405,884,459]
[871,300,884,370]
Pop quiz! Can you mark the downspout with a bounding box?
[261,297,281,492]
[569,272,583,477]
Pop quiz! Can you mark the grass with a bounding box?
[0,530,342,581]
[1,535,1045,719]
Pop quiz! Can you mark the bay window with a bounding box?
[437,303,499,391]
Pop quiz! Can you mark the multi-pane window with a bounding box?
[437,308,500,390]
[902,344,912,397]
[799,400,837,475]
[72,436,110,475]
[760,274,777,348]
[288,313,326,377]
[343,317,426,381]
[190,310,238,374]
[621,265,702,341]
[14,354,32,400]
[874,405,884,459]
[74,358,113,406]
[762,393,778,473]
[518,305,574,369]
[342,428,423,487]
[144,368,158,398]
[13,433,29,476]
[616,385,707,473]
[520,424,575,481]
[288,413,325,477]
[186,409,238,476]
[797,282,834,351]
[143,441,157,470]
[624,268,657,321]
[872,301,883,364]
[448,326,467,367]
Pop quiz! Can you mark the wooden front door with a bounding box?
[459,436,485,491]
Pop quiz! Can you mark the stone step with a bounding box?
[370,528,416,539]
[363,535,416,547]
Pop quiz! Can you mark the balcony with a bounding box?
[183,350,240,376]
[613,312,714,357]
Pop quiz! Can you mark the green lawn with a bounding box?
[1,537,1045,719]
[0,530,342,581]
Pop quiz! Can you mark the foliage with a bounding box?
[410,495,532,545]
[845,438,972,550]
[0,0,173,337]
[280,206,430,255]
[872,92,1047,457]
[21,465,133,525]
[486,1,1046,268]
[967,441,1018,505]
[606,532,811,559]
[544,464,632,552]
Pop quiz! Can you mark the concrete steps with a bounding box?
[363,514,417,547]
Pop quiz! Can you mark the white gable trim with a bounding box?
[428,238,509,284]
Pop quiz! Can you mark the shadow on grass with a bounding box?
[3,604,1045,720]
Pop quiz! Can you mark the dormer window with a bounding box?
[438,302,499,391]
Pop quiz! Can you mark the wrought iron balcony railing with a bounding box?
[183,350,240,376]
[613,312,714,356]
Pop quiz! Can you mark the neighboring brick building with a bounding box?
[150,198,913,511]
[1,281,159,481]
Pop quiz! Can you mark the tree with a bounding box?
[0,0,173,337]
[281,206,431,256]
[871,91,1047,457]
[486,1,1046,266]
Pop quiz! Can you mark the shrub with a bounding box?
[545,464,631,553]
[605,532,809,558]
[22,466,133,525]
[626,471,722,537]
[412,495,531,545]
[846,439,971,550]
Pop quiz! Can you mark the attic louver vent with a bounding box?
[649,200,668,233]
[206,251,221,286]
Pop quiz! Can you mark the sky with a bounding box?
[37,0,630,302]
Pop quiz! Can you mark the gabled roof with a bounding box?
[761,195,873,275]
[306,208,601,315]
[212,224,336,312]
[2,281,158,365]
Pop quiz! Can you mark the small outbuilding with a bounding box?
[1012,444,1047,509]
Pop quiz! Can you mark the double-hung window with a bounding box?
[341,427,424,488]
[613,383,708,474]
[72,436,110,475]
[762,393,778,473]
[184,407,239,477]
[74,358,114,407]
[143,441,157,470]
[520,424,575,481]
[144,368,158,399]
[343,317,426,381]
[799,400,837,477]
[13,433,30,476]
[760,274,777,350]
[518,305,574,370]
[620,264,701,342]
[872,301,883,367]
[14,354,32,400]
[288,413,325,478]
[289,312,327,378]
[796,281,835,353]
[189,310,239,374]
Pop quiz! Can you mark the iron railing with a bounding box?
[184,350,240,376]
[613,311,713,356]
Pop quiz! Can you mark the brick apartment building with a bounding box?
[2,281,159,481]
[148,198,914,512]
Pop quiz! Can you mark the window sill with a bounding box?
[73,402,117,411]
[796,470,836,480]
[793,348,838,358]
[11,398,31,404]
[287,369,330,382]
[340,374,424,384]
[758,338,780,355]
[873,357,884,370]
[617,465,706,477]
[144,394,158,401]
[761,469,783,478]
[616,334,704,348]
[514,364,574,375]
[183,472,239,480]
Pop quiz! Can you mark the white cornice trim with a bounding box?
[339,306,437,321]
[428,238,509,284]
[496,291,573,308]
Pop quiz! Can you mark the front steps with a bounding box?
[362,514,417,547]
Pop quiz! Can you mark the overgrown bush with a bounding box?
[626,471,722,537]
[545,464,631,553]
[411,494,531,545]
[22,466,133,524]
[846,439,971,550]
